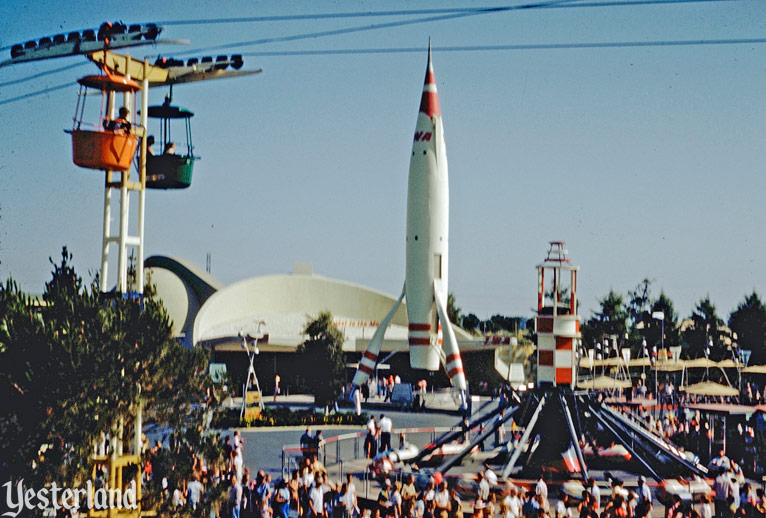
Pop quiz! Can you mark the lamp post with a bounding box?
[652,311,664,413]
[641,338,648,395]
[732,342,742,400]
[652,311,665,356]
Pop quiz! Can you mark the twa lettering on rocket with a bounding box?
[352,44,466,397]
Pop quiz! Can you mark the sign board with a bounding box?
[246,391,262,405]
[209,363,228,383]
[89,50,169,83]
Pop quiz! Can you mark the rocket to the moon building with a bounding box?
[353,46,467,396]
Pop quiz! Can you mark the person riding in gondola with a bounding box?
[146,135,155,156]
[104,106,131,134]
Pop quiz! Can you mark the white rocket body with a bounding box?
[405,54,449,372]
[352,48,466,392]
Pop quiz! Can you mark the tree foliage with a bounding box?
[582,290,628,349]
[462,313,480,332]
[0,247,212,491]
[682,295,727,360]
[729,291,766,365]
[446,292,462,326]
[297,311,346,407]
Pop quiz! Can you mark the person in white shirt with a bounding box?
[234,448,244,482]
[484,466,498,487]
[187,473,203,510]
[233,430,244,453]
[365,417,377,458]
[477,472,490,502]
[424,480,436,503]
[587,479,600,512]
[555,495,572,518]
[391,481,404,518]
[309,482,325,518]
[172,486,185,508]
[535,475,548,502]
[434,482,450,518]
[503,485,521,518]
[379,414,393,452]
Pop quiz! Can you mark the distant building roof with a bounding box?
[145,256,474,352]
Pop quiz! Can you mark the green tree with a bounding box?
[462,313,480,332]
[729,291,766,365]
[297,311,346,407]
[683,295,726,360]
[447,292,462,327]
[0,248,213,510]
[624,279,652,356]
[582,290,628,350]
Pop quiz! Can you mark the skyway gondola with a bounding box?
[145,99,198,189]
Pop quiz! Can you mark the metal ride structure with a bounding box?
[7,20,259,296]
[381,243,710,488]
[2,22,165,68]
[67,58,151,296]
[240,322,267,421]
[75,49,261,295]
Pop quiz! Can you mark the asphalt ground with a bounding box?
[222,409,462,479]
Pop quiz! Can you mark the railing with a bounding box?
[281,427,455,479]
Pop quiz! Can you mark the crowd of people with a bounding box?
[368,470,642,518]
[224,457,360,518]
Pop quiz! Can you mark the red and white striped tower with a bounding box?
[535,242,580,388]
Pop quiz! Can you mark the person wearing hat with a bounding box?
[636,476,652,518]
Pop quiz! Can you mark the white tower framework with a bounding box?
[98,57,152,295]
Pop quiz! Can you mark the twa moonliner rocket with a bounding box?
[352,46,467,399]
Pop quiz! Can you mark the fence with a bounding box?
[281,426,455,481]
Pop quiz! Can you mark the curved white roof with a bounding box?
[145,255,473,352]
[193,272,412,351]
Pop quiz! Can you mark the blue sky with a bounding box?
[1,0,764,323]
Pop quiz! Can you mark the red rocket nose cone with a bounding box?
[419,46,441,118]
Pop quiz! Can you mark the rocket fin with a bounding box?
[352,283,405,387]
[434,289,467,391]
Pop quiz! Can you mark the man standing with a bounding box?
[301,428,314,458]
[401,474,417,507]
[379,414,393,452]
[636,476,652,518]
[435,482,451,518]
[477,472,490,503]
[230,474,243,518]
[713,467,734,518]
[365,417,377,458]
[309,481,325,518]
[535,475,548,505]
[187,473,203,512]
[587,479,600,514]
